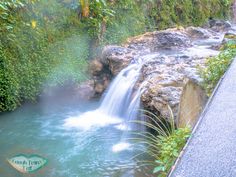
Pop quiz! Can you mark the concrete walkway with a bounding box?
[170,59,236,177]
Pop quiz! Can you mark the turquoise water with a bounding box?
[0,100,153,177]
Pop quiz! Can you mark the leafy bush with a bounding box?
[153,127,190,176]
[199,41,236,95]
[80,0,115,40]
[147,0,233,29]
[132,108,191,177]
[0,0,89,111]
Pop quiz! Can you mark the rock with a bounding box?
[152,30,192,51]
[90,45,137,96]
[224,31,236,39]
[93,73,111,96]
[89,59,103,75]
[185,26,212,39]
[208,19,232,32]
[177,78,208,128]
[100,45,137,75]
[124,32,154,52]
[124,29,192,52]
[90,58,112,97]
[139,54,209,122]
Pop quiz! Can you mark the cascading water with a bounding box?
[64,58,145,153]
[64,58,144,135]
[99,62,141,117]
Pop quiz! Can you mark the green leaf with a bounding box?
[153,166,163,173]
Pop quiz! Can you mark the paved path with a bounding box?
[170,59,236,177]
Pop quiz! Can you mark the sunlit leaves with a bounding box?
[80,0,90,17]
[31,20,37,28]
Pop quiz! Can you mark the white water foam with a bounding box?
[64,110,122,131]
[114,124,131,131]
[112,142,132,153]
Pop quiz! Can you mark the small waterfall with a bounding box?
[64,58,144,132]
[99,62,142,118]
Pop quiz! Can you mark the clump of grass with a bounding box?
[199,40,236,95]
[131,107,191,177]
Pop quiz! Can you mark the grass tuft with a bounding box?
[130,107,191,177]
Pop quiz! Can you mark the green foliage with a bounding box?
[199,41,236,95]
[0,0,89,112]
[147,0,233,29]
[103,1,146,44]
[132,108,191,177]
[153,127,190,176]
[80,0,115,40]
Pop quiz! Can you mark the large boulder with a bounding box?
[124,29,193,52]
[90,46,137,96]
[100,45,137,75]
[177,78,208,128]
[152,30,192,51]
[207,19,232,32]
[89,59,111,96]
[185,26,213,39]
[140,55,205,120]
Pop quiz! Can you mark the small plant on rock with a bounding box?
[199,40,236,95]
[132,107,191,177]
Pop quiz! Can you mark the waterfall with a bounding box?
[64,58,144,132]
[99,62,141,117]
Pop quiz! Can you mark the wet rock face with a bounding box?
[100,45,137,75]
[140,55,205,120]
[185,26,213,39]
[152,31,192,51]
[89,59,112,96]
[89,46,137,96]
[208,19,232,32]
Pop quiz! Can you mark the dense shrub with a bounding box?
[146,0,233,29]
[0,0,89,111]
